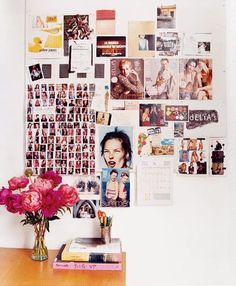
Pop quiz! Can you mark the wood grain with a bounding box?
[0,248,126,286]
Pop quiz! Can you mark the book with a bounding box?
[53,244,122,271]
[53,258,122,271]
[61,238,122,263]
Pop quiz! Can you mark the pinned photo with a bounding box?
[179,58,213,100]
[156,32,181,56]
[96,112,111,125]
[73,199,99,219]
[157,4,176,29]
[144,58,178,100]
[165,105,188,121]
[210,138,226,175]
[178,138,208,175]
[29,64,43,81]
[101,168,130,208]
[98,126,133,169]
[110,58,144,100]
[137,130,174,156]
[96,36,126,57]
[139,104,167,127]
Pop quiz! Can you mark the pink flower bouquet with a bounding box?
[0,169,79,231]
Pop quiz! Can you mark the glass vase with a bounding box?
[32,221,48,261]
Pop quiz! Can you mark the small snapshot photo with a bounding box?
[98,126,133,169]
[29,64,43,81]
[174,122,184,138]
[156,32,181,56]
[138,34,155,51]
[110,58,144,100]
[210,138,226,175]
[157,4,176,29]
[96,111,111,125]
[73,199,100,219]
[75,175,100,195]
[139,104,167,127]
[96,36,126,57]
[101,168,130,207]
[165,105,188,121]
[137,129,174,156]
[182,33,212,56]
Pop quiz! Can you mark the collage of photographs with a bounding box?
[25,3,226,209]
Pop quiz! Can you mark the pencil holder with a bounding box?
[101,226,111,244]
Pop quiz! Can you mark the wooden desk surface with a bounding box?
[0,248,126,286]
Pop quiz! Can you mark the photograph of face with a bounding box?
[99,126,133,169]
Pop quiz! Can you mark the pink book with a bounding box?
[53,258,122,271]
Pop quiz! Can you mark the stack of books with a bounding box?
[53,237,122,271]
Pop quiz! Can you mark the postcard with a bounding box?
[96,36,126,57]
[165,105,188,121]
[157,4,176,29]
[156,32,181,56]
[139,103,167,127]
[183,33,212,56]
[174,122,184,138]
[137,128,174,156]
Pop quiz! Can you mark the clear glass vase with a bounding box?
[32,221,48,261]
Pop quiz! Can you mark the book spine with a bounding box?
[61,253,122,263]
[53,261,122,271]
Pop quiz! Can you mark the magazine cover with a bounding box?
[110,58,144,100]
[101,168,130,207]
[145,58,178,99]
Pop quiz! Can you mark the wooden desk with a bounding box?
[0,248,126,286]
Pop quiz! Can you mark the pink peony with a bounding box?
[57,184,79,207]
[0,187,12,205]
[21,190,42,212]
[29,178,54,195]
[5,194,25,214]
[41,190,62,218]
[40,171,62,187]
[8,176,29,191]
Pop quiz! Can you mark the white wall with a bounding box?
[0,0,236,285]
